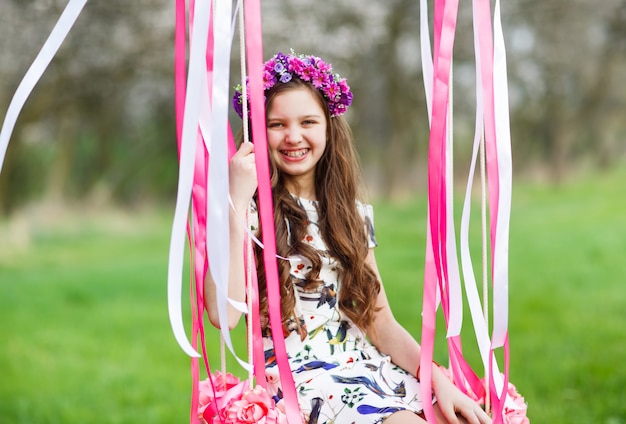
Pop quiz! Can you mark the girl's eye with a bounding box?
[267,122,283,128]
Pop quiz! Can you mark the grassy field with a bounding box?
[1,165,625,423]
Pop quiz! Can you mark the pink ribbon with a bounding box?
[243,1,301,421]
[420,0,514,421]
[420,0,460,421]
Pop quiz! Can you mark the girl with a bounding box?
[205,52,490,424]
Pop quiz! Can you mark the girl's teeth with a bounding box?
[284,149,307,158]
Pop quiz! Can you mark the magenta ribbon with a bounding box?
[420,0,514,421]
[174,2,206,423]
[243,1,301,422]
[420,0,460,421]
[175,1,239,422]
[473,0,512,419]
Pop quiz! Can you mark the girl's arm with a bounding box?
[366,249,491,424]
[204,142,257,329]
[366,248,422,375]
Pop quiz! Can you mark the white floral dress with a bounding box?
[253,197,426,424]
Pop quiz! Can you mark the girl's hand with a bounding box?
[432,370,492,424]
[229,142,257,211]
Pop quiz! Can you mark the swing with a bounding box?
[0,1,529,423]
[168,1,528,423]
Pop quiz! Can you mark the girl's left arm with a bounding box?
[365,249,492,424]
[365,248,421,375]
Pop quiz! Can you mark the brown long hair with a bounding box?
[252,78,381,335]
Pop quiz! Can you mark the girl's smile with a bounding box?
[280,147,310,159]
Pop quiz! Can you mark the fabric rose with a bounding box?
[504,409,530,424]
[198,372,242,416]
[435,366,529,423]
[224,386,287,424]
[503,382,529,424]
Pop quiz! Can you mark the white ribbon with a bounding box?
[491,0,512,349]
[420,0,463,340]
[206,0,251,371]
[445,67,464,338]
[419,0,434,126]
[0,0,88,173]
[167,0,214,358]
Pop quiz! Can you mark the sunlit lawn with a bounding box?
[1,165,625,423]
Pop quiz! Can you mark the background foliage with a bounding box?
[1,0,625,212]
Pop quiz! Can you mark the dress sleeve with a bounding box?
[357,201,378,248]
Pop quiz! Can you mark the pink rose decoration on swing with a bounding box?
[224,385,287,424]
[198,372,287,424]
[501,382,530,424]
[437,365,529,423]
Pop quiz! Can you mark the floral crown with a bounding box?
[232,51,353,119]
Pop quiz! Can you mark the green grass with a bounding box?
[1,165,626,423]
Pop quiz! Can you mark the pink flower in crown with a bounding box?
[315,59,331,74]
[263,69,277,90]
[324,81,340,101]
[311,70,326,89]
[299,64,316,82]
[224,385,287,424]
[264,58,277,73]
[287,55,304,74]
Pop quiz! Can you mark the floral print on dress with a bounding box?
[250,197,426,424]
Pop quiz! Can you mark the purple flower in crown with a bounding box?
[340,90,353,106]
[232,50,353,119]
[273,62,285,74]
[232,85,244,118]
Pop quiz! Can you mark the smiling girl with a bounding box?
[204,52,490,424]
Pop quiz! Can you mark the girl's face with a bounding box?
[266,87,328,196]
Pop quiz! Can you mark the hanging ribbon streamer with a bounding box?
[242,0,302,421]
[419,0,460,420]
[492,0,512,353]
[0,0,88,173]
[167,0,213,359]
[169,0,250,367]
[205,0,251,371]
[491,0,514,418]
[419,0,514,421]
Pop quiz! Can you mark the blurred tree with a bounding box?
[0,0,177,213]
[1,0,625,212]
[503,0,626,180]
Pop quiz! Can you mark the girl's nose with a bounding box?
[285,126,302,144]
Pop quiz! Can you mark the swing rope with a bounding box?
[236,0,257,390]
[479,132,490,414]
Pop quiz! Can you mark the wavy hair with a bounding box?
[253,78,381,335]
